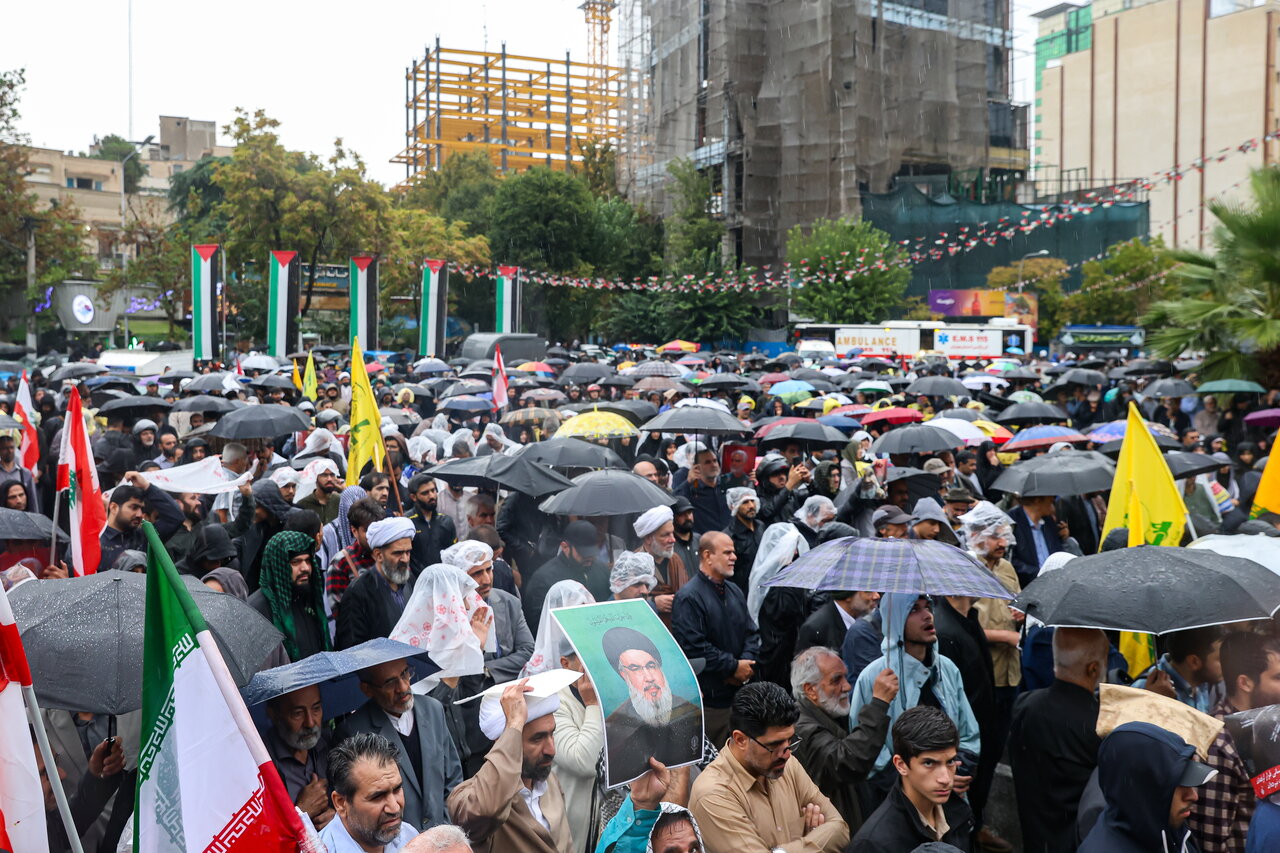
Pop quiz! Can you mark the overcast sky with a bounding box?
[10,0,1040,188]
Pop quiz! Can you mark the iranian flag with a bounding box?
[56,387,105,576]
[0,583,46,851]
[14,372,39,473]
[134,523,317,853]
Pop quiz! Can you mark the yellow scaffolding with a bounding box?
[393,41,621,184]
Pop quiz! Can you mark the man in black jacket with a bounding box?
[521,521,611,629]
[756,456,807,528]
[849,706,974,852]
[98,472,185,573]
[674,447,730,534]
[723,487,764,593]
[797,590,881,656]
[1008,627,1109,853]
[404,474,457,572]
[335,516,416,649]
[670,531,760,745]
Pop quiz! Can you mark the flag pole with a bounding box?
[48,488,60,572]
[23,686,84,853]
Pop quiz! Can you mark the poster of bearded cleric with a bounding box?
[552,599,704,787]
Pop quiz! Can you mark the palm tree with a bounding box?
[1144,167,1280,383]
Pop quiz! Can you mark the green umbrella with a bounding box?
[1196,379,1266,394]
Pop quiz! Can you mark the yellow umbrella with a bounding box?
[555,409,639,440]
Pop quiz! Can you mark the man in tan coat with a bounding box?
[447,679,573,853]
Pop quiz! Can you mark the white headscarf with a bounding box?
[521,580,595,678]
[303,427,343,458]
[481,422,519,455]
[270,467,301,489]
[441,540,493,571]
[292,458,339,504]
[391,563,494,681]
[747,522,809,623]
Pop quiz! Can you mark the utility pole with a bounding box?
[22,216,36,351]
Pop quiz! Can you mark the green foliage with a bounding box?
[1144,167,1280,383]
[91,134,147,193]
[591,195,663,280]
[785,218,910,324]
[577,139,618,199]
[1066,236,1177,326]
[488,167,597,273]
[986,258,1070,341]
[102,198,191,340]
[401,150,500,236]
[168,155,230,236]
[664,159,724,274]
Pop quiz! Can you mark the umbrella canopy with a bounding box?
[659,339,699,353]
[522,387,570,404]
[859,407,924,426]
[591,401,660,426]
[555,410,639,439]
[995,401,1069,426]
[438,395,493,414]
[1188,534,1280,577]
[241,638,439,719]
[96,394,173,416]
[517,437,626,469]
[208,404,310,439]
[817,414,863,431]
[961,375,1008,391]
[1006,390,1045,404]
[539,469,676,515]
[769,379,815,395]
[240,355,281,371]
[990,449,1116,497]
[635,376,679,392]
[561,362,613,383]
[870,423,960,455]
[48,363,108,382]
[1165,451,1228,480]
[1146,377,1197,398]
[759,372,791,384]
[698,373,749,390]
[599,375,636,389]
[500,407,562,428]
[1002,367,1042,381]
[1001,425,1089,452]
[430,454,575,498]
[391,383,435,401]
[1013,546,1280,634]
[632,361,684,378]
[1196,379,1266,395]
[906,376,969,397]
[1244,409,1280,429]
[439,379,491,398]
[184,373,236,393]
[972,420,1015,444]
[516,361,555,373]
[10,570,283,714]
[759,421,850,449]
[764,537,1013,599]
[641,406,752,436]
[0,413,24,431]
[933,408,982,423]
[1059,368,1108,387]
[413,358,453,374]
[379,406,422,426]
[855,380,894,396]
[1087,418,1175,444]
[1098,434,1183,456]
[0,508,54,541]
[928,418,988,447]
[169,395,243,414]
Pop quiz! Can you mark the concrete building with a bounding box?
[1033,0,1280,249]
[617,0,1030,268]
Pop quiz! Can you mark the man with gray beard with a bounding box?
[265,684,335,830]
[601,626,703,786]
[336,516,417,649]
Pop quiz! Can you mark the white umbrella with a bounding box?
[820,366,847,377]
[927,417,988,447]
[856,380,893,394]
[963,375,1009,390]
[1188,534,1280,577]
[674,397,731,413]
[240,354,281,371]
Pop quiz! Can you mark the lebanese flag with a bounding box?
[56,387,105,576]
[0,583,47,851]
[492,345,509,410]
[13,373,38,474]
[134,523,319,853]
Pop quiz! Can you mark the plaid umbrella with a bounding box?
[763,536,1013,599]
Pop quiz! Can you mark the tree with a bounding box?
[1143,167,1280,383]
[577,139,618,199]
[401,150,501,236]
[784,218,910,323]
[101,197,191,340]
[168,155,230,236]
[1066,236,1178,326]
[664,158,723,275]
[986,257,1070,342]
[90,134,147,193]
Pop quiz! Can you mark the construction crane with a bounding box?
[580,0,617,141]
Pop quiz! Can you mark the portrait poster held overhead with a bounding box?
[552,599,704,787]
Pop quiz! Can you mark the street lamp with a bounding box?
[119,134,155,230]
[1016,249,1050,292]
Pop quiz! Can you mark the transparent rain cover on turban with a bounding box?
[441,540,494,571]
[958,500,1017,557]
[393,563,495,688]
[610,550,659,594]
[521,580,595,678]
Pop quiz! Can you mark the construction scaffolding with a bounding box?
[393,41,622,183]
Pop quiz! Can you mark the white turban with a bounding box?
[270,467,301,488]
[478,691,561,741]
[610,551,659,595]
[633,505,674,539]
[293,458,339,504]
[727,487,758,514]
[366,516,417,550]
[441,540,493,571]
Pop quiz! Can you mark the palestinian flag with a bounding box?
[267,251,300,359]
[134,523,317,853]
[56,387,104,576]
[495,265,518,334]
[191,244,220,361]
[419,259,447,357]
[349,255,379,349]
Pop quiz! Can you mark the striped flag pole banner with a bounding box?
[134,523,319,853]
[191,244,221,361]
[349,255,379,349]
[496,265,518,334]
[492,345,509,410]
[419,259,447,357]
[266,251,300,359]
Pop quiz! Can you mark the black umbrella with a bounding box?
[517,437,626,469]
[48,363,108,382]
[906,376,969,397]
[439,379,491,398]
[995,402,1069,426]
[539,469,676,515]
[561,362,613,383]
[96,394,174,416]
[1146,377,1197,398]
[1013,546,1280,634]
[155,370,199,385]
[990,449,1116,497]
[9,570,283,714]
[185,373,236,393]
[870,423,961,455]
[884,467,944,504]
[595,401,660,425]
[431,454,575,498]
[1099,434,1182,457]
[698,373,749,390]
[1059,368,1108,387]
[759,421,850,449]
[1164,450,1226,480]
[640,407,752,436]
[208,404,310,439]
[249,374,297,391]
[169,395,243,414]
[599,375,636,389]
[0,508,54,541]
[438,395,492,414]
[1003,367,1042,382]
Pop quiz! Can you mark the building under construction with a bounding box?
[616,0,1031,268]
[393,40,621,181]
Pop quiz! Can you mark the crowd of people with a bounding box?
[7,343,1280,853]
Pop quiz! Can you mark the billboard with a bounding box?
[835,327,921,355]
[929,289,1039,329]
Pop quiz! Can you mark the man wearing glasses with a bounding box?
[336,657,463,833]
[689,682,848,853]
[600,626,703,785]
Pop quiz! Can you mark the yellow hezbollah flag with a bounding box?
[292,359,303,392]
[1102,402,1187,676]
[1251,446,1280,518]
[302,352,318,402]
[346,337,386,486]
